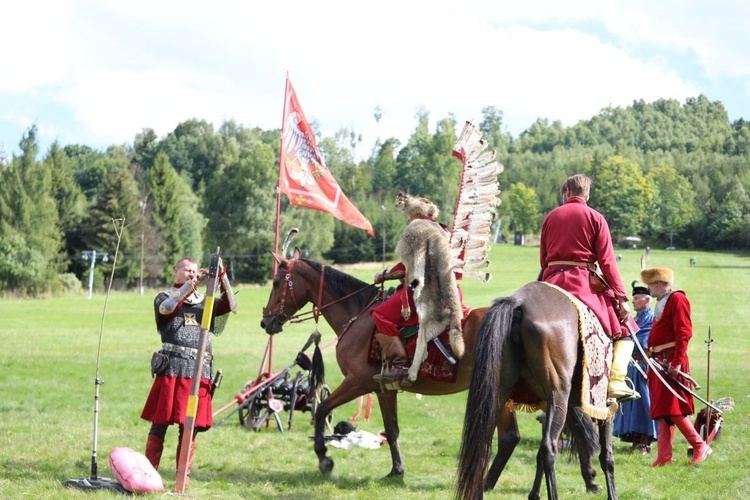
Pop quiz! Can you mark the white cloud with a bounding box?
[0,0,746,155]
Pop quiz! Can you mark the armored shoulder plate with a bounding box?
[159,282,194,315]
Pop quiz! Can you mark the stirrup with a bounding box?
[608,377,641,403]
[373,367,412,391]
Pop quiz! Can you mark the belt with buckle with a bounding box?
[162,342,213,362]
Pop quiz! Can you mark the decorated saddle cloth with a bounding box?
[507,282,614,420]
[367,305,472,383]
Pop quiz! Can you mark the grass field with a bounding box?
[0,245,748,499]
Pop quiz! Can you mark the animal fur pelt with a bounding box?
[396,218,464,381]
[396,191,439,219]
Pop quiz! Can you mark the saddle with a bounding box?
[368,297,471,384]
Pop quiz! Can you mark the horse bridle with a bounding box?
[269,259,302,324]
[268,259,378,327]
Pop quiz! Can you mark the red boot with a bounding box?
[144,435,164,470]
[651,418,674,467]
[674,416,712,465]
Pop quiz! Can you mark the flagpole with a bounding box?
[268,72,292,374]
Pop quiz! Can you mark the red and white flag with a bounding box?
[279,78,374,236]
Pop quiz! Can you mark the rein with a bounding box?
[280,261,378,330]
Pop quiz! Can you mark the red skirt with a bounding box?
[141,376,213,430]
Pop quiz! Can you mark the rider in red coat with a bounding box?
[540,174,639,402]
[371,194,455,388]
[642,266,711,466]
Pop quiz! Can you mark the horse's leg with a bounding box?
[312,378,368,476]
[565,407,601,493]
[484,404,520,491]
[376,389,405,479]
[531,397,568,500]
[597,415,618,500]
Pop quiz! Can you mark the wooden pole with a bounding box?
[174,248,221,493]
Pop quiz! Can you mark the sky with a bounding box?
[2,0,749,160]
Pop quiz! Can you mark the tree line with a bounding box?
[1,94,749,296]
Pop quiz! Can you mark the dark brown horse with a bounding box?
[261,250,608,493]
[456,282,617,500]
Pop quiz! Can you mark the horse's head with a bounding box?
[260,248,313,335]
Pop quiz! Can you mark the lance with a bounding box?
[651,361,723,414]
[625,322,687,404]
[704,327,715,440]
[175,247,221,494]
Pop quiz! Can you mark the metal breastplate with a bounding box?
[155,292,213,379]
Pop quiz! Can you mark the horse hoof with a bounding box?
[319,457,334,476]
[586,484,602,493]
[381,470,404,483]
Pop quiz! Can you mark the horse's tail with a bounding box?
[456,296,520,500]
[565,406,600,463]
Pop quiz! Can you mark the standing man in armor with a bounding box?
[641,267,711,466]
[371,193,457,387]
[141,256,235,482]
[613,282,657,454]
[539,174,640,402]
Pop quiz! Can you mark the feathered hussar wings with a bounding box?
[450,121,504,281]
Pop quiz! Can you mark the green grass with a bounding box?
[1,245,748,499]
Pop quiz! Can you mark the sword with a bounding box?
[652,358,701,389]
[624,322,687,404]
[629,357,648,380]
[432,337,457,365]
[651,362,723,414]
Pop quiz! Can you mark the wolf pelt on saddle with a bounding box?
[395,193,464,382]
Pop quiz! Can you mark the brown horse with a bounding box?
[456,282,617,500]
[261,250,608,493]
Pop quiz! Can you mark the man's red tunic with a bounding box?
[648,291,695,417]
[540,196,636,337]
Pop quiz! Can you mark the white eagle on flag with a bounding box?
[282,111,324,188]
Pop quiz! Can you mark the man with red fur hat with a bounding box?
[641,266,711,466]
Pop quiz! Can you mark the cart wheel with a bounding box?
[239,395,264,430]
[311,385,334,431]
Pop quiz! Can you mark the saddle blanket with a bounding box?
[367,315,469,384]
[507,283,615,420]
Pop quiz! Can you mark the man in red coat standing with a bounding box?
[641,266,711,466]
[540,174,639,402]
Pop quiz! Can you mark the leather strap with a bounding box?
[547,260,592,267]
[162,342,213,361]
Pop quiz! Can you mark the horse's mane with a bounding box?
[301,259,376,310]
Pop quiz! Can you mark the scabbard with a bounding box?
[432,337,457,365]
[625,322,687,404]
[657,366,722,414]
